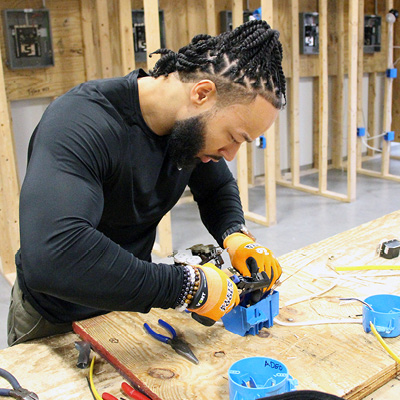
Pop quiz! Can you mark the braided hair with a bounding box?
[150,19,286,109]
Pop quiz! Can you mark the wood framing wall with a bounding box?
[1,0,400,278]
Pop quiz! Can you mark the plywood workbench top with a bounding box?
[1,211,400,399]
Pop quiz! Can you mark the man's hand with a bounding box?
[188,263,239,326]
[223,233,282,292]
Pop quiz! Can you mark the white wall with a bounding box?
[11,98,52,184]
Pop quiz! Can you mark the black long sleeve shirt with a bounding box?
[17,69,245,324]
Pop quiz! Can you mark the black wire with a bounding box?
[85,376,96,400]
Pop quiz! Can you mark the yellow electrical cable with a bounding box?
[89,356,103,400]
[370,322,400,364]
[335,265,400,271]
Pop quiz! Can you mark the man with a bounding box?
[8,19,285,346]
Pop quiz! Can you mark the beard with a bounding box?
[167,114,207,170]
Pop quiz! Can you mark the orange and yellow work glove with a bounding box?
[188,263,239,326]
[223,233,282,292]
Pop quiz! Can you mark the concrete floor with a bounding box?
[1,148,400,349]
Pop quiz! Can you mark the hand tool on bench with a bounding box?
[75,340,92,368]
[0,368,39,400]
[121,382,151,400]
[143,319,199,365]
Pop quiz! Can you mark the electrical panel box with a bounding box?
[219,10,254,32]
[132,10,166,63]
[364,15,381,53]
[299,12,319,55]
[2,9,54,69]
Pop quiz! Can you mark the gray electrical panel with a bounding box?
[132,10,166,63]
[299,12,319,55]
[2,9,54,70]
[219,10,254,32]
[364,15,381,53]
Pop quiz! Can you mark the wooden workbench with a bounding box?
[1,211,400,399]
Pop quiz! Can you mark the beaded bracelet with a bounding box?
[175,265,201,312]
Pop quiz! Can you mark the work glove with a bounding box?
[223,233,282,293]
[188,263,239,326]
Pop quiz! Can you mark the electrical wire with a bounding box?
[360,108,384,153]
[274,317,362,326]
[369,322,400,364]
[89,356,103,400]
[394,56,400,67]
[283,279,339,307]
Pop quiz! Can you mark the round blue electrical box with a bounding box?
[228,357,297,399]
[362,294,400,337]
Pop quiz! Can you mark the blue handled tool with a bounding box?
[0,368,39,400]
[143,319,199,365]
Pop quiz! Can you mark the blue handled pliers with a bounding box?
[0,368,39,399]
[143,319,199,365]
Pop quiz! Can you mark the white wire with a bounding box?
[273,317,362,327]
[362,137,383,152]
[360,108,386,152]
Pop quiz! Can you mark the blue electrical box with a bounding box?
[384,131,395,141]
[386,68,397,78]
[222,291,279,336]
[256,135,267,149]
[357,127,366,137]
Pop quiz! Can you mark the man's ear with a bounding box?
[190,80,217,107]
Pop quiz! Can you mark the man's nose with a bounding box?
[219,142,241,162]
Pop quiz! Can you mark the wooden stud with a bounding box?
[144,0,161,70]
[80,0,99,81]
[382,0,394,175]
[346,0,358,201]
[0,44,20,283]
[275,114,282,181]
[312,77,319,169]
[356,0,365,170]
[187,0,207,40]
[331,0,345,168]
[118,0,135,76]
[392,0,400,141]
[247,144,254,186]
[262,0,277,226]
[152,213,173,258]
[367,72,378,156]
[290,0,300,186]
[318,0,328,193]
[205,0,217,36]
[95,0,113,78]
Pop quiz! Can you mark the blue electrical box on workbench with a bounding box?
[222,291,279,336]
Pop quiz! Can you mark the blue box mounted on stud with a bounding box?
[384,131,395,141]
[255,135,267,149]
[222,291,279,336]
[357,127,366,137]
[386,68,397,78]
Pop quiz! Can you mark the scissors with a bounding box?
[143,319,199,365]
[0,368,39,400]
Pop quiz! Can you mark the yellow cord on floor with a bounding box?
[370,322,400,364]
[89,356,103,400]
